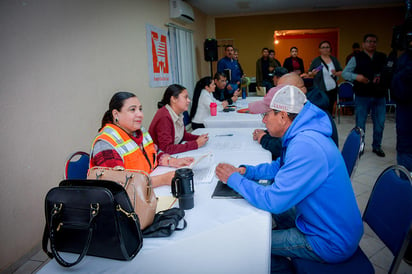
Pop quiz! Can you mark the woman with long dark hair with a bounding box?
[90,91,194,187]
[190,76,227,129]
[149,84,208,154]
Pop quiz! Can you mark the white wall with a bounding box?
[0,0,214,270]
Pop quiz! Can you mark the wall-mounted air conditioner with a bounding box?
[170,0,195,24]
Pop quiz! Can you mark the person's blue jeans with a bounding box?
[271,208,323,273]
[355,96,386,150]
[262,80,273,92]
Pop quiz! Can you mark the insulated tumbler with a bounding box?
[171,168,194,210]
[210,102,217,116]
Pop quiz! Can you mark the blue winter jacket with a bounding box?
[227,101,363,263]
[217,56,242,84]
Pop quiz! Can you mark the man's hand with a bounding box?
[233,88,240,97]
[215,163,245,183]
[356,74,369,84]
[253,129,266,143]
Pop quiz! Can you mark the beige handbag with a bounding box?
[87,166,157,230]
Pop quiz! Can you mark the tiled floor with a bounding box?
[6,112,412,274]
[337,113,411,274]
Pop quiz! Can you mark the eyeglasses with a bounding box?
[365,40,377,43]
[320,46,330,49]
[261,110,272,118]
[261,109,280,118]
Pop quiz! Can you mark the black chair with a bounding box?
[336,82,355,124]
[292,165,412,274]
[64,151,90,179]
[341,127,364,178]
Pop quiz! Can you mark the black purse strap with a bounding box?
[44,203,99,267]
[174,219,187,231]
[320,57,329,71]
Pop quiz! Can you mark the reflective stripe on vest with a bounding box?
[90,124,157,172]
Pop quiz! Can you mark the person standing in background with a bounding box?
[217,45,241,93]
[269,49,282,67]
[308,41,343,115]
[233,48,245,78]
[256,47,277,91]
[343,34,387,157]
[283,46,305,75]
[346,42,361,65]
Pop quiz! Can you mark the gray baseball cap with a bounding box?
[269,85,307,114]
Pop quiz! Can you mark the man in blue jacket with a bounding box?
[216,85,363,273]
[217,45,242,93]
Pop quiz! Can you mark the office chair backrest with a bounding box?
[338,82,355,100]
[64,151,90,180]
[363,165,412,273]
[341,127,364,177]
[183,111,191,126]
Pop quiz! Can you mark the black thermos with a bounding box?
[171,168,194,210]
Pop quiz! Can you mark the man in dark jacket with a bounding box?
[212,72,239,105]
[251,73,338,160]
[343,34,387,157]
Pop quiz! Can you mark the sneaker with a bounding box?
[372,148,385,157]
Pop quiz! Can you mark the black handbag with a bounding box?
[42,179,143,267]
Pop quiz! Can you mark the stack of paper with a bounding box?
[186,153,215,184]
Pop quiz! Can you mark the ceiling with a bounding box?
[185,0,404,17]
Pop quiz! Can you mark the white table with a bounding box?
[191,127,266,153]
[203,97,266,128]
[38,129,272,274]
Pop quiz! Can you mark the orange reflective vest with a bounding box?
[90,124,157,173]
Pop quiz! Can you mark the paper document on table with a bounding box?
[189,153,211,169]
[207,140,243,150]
[182,153,215,184]
[156,196,177,213]
[193,163,216,184]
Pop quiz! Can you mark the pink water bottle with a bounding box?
[210,102,217,116]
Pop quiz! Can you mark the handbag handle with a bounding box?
[45,203,100,267]
[171,177,179,198]
[91,167,153,203]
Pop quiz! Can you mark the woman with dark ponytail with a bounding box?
[191,76,225,129]
[90,91,194,187]
[149,84,208,154]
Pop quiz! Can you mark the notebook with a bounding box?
[211,180,243,199]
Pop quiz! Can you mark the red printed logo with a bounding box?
[151,31,169,74]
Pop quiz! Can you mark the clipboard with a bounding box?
[211,180,243,199]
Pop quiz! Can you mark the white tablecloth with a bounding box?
[203,97,266,128]
[39,129,272,274]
